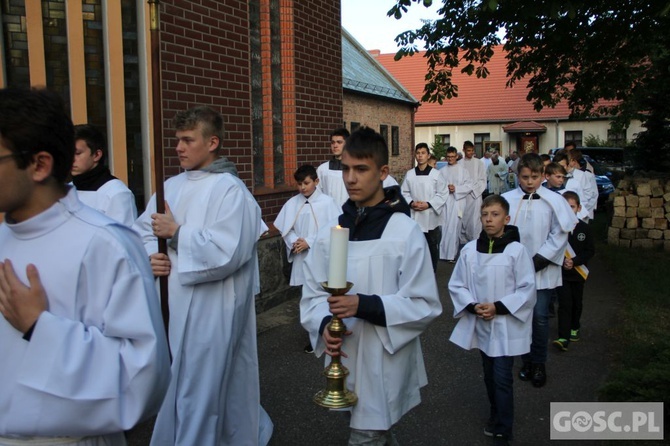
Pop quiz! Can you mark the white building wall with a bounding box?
[416,119,644,157]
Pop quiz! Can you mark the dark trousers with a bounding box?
[424,226,442,272]
[481,352,514,440]
[521,288,552,364]
[557,280,585,341]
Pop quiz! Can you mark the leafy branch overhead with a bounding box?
[388,0,670,130]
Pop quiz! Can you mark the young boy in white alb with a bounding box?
[317,127,350,206]
[401,142,448,271]
[449,195,536,446]
[301,127,442,445]
[274,164,341,287]
[274,164,341,353]
[543,162,589,220]
[502,153,577,388]
[71,124,137,226]
[552,150,597,221]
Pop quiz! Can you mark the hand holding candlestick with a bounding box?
[313,225,357,408]
[314,281,358,408]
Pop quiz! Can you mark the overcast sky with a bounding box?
[341,0,442,54]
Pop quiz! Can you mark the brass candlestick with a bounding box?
[313,281,358,409]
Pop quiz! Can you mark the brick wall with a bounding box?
[293,1,343,168]
[160,0,343,225]
[344,92,415,182]
[160,0,253,183]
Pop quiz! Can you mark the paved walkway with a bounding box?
[128,247,621,445]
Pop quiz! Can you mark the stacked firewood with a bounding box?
[607,176,670,251]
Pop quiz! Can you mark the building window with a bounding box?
[565,131,583,147]
[391,126,399,156]
[351,121,360,133]
[607,129,626,147]
[249,0,295,188]
[82,0,108,129]
[121,0,145,210]
[1,1,30,88]
[437,134,450,146]
[474,133,490,157]
[380,125,389,146]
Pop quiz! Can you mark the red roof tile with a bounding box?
[375,49,574,124]
[502,121,547,133]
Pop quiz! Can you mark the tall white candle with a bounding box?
[328,225,349,288]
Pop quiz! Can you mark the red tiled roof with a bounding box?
[375,49,574,124]
[502,121,547,133]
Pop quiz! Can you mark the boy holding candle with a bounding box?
[300,127,442,445]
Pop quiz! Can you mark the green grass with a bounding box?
[590,211,670,432]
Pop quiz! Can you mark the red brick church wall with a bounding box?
[158,0,343,223]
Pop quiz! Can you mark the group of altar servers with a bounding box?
[0,87,586,446]
[0,89,271,446]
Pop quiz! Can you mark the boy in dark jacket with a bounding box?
[553,191,595,351]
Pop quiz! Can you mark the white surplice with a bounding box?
[502,187,578,290]
[134,171,272,446]
[317,160,348,206]
[449,240,537,357]
[459,157,487,242]
[273,189,341,285]
[543,181,590,221]
[76,179,137,227]
[383,175,399,188]
[0,188,170,444]
[565,169,596,219]
[438,163,473,260]
[400,167,448,232]
[300,213,442,431]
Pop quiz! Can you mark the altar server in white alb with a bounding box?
[502,153,577,388]
[439,146,473,262]
[0,88,170,446]
[317,127,350,206]
[459,140,487,243]
[71,124,137,226]
[274,164,341,286]
[401,142,448,272]
[552,150,597,221]
[134,106,273,445]
[301,127,442,445]
[449,195,536,445]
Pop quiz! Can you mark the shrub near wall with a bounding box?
[607,174,670,251]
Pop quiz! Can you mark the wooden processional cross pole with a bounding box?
[148,0,170,340]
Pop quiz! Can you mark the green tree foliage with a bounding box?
[431,135,447,160]
[389,0,670,170]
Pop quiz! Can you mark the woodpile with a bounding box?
[607,175,670,251]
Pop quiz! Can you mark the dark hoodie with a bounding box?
[71,163,116,191]
[338,185,410,241]
[465,225,522,316]
[320,186,410,332]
